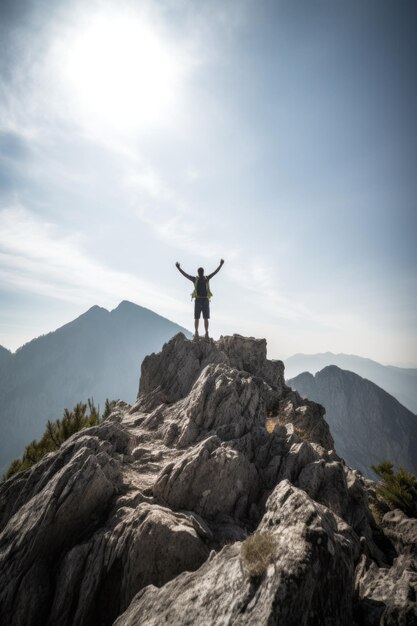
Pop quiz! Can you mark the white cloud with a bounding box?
[0,205,186,314]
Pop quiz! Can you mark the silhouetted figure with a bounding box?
[176,260,224,340]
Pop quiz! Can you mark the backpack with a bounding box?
[191,277,213,301]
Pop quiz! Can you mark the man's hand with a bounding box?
[220,259,224,265]
[176,262,180,268]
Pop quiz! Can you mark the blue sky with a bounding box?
[0,0,416,365]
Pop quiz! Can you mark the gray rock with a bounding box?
[217,334,286,392]
[354,508,417,625]
[48,503,210,626]
[381,508,417,558]
[278,390,334,450]
[137,332,228,410]
[354,552,417,625]
[115,481,359,626]
[153,436,259,519]
[0,441,120,626]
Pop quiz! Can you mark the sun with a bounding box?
[64,12,183,131]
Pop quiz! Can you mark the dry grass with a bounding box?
[265,417,280,433]
[265,416,307,439]
[240,532,276,578]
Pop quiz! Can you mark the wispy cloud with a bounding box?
[0,205,186,313]
[124,165,225,259]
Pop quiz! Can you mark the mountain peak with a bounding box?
[288,365,417,478]
[1,332,413,624]
[285,351,417,413]
[112,299,137,311]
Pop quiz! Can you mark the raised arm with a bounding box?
[175,262,195,282]
[207,259,224,280]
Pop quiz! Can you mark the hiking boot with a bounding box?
[193,332,199,341]
[205,332,209,341]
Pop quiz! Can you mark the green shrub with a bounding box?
[3,398,117,481]
[240,531,276,578]
[103,398,118,419]
[371,461,417,518]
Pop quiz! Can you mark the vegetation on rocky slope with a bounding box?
[240,531,276,578]
[3,398,117,480]
[371,461,417,518]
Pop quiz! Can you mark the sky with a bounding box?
[0,0,416,365]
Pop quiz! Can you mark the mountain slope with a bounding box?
[0,333,415,625]
[284,352,417,413]
[288,365,417,478]
[0,345,12,369]
[0,301,191,473]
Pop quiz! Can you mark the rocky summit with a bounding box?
[0,332,416,626]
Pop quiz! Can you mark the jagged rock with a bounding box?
[135,333,286,418]
[278,389,334,449]
[354,554,417,625]
[115,480,359,626]
[217,334,286,392]
[135,333,227,411]
[0,422,128,531]
[0,332,414,626]
[163,362,269,448]
[353,509,417,625]
[153,436,259,519]
[380,508,417,558]
[0,437,122,626]
[48,503,210,626]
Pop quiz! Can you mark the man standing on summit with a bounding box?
[176,259,224,340]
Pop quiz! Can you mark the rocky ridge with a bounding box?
[288,366,417,478]
[0,332,416,625]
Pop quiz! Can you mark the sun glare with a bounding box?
[64,13,183,131]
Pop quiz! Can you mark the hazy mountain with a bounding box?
[288,365,417,478]
[0,345,12,368]
[0,301,191,473]
[284,352,417,413]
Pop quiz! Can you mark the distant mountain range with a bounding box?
[285,352,417,413]
[288,366,417,478]
[0,301,191,474]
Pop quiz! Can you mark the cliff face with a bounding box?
[288,366,417,478]
[0,333,416,626]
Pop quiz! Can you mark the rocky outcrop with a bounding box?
[354,509,417,625]
[115,480,360,626]
[0,332,415,625]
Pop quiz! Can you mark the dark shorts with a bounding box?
[194,298,210,319]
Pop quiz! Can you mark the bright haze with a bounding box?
[0,0,416,366]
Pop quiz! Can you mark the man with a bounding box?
[176,259,224,340]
